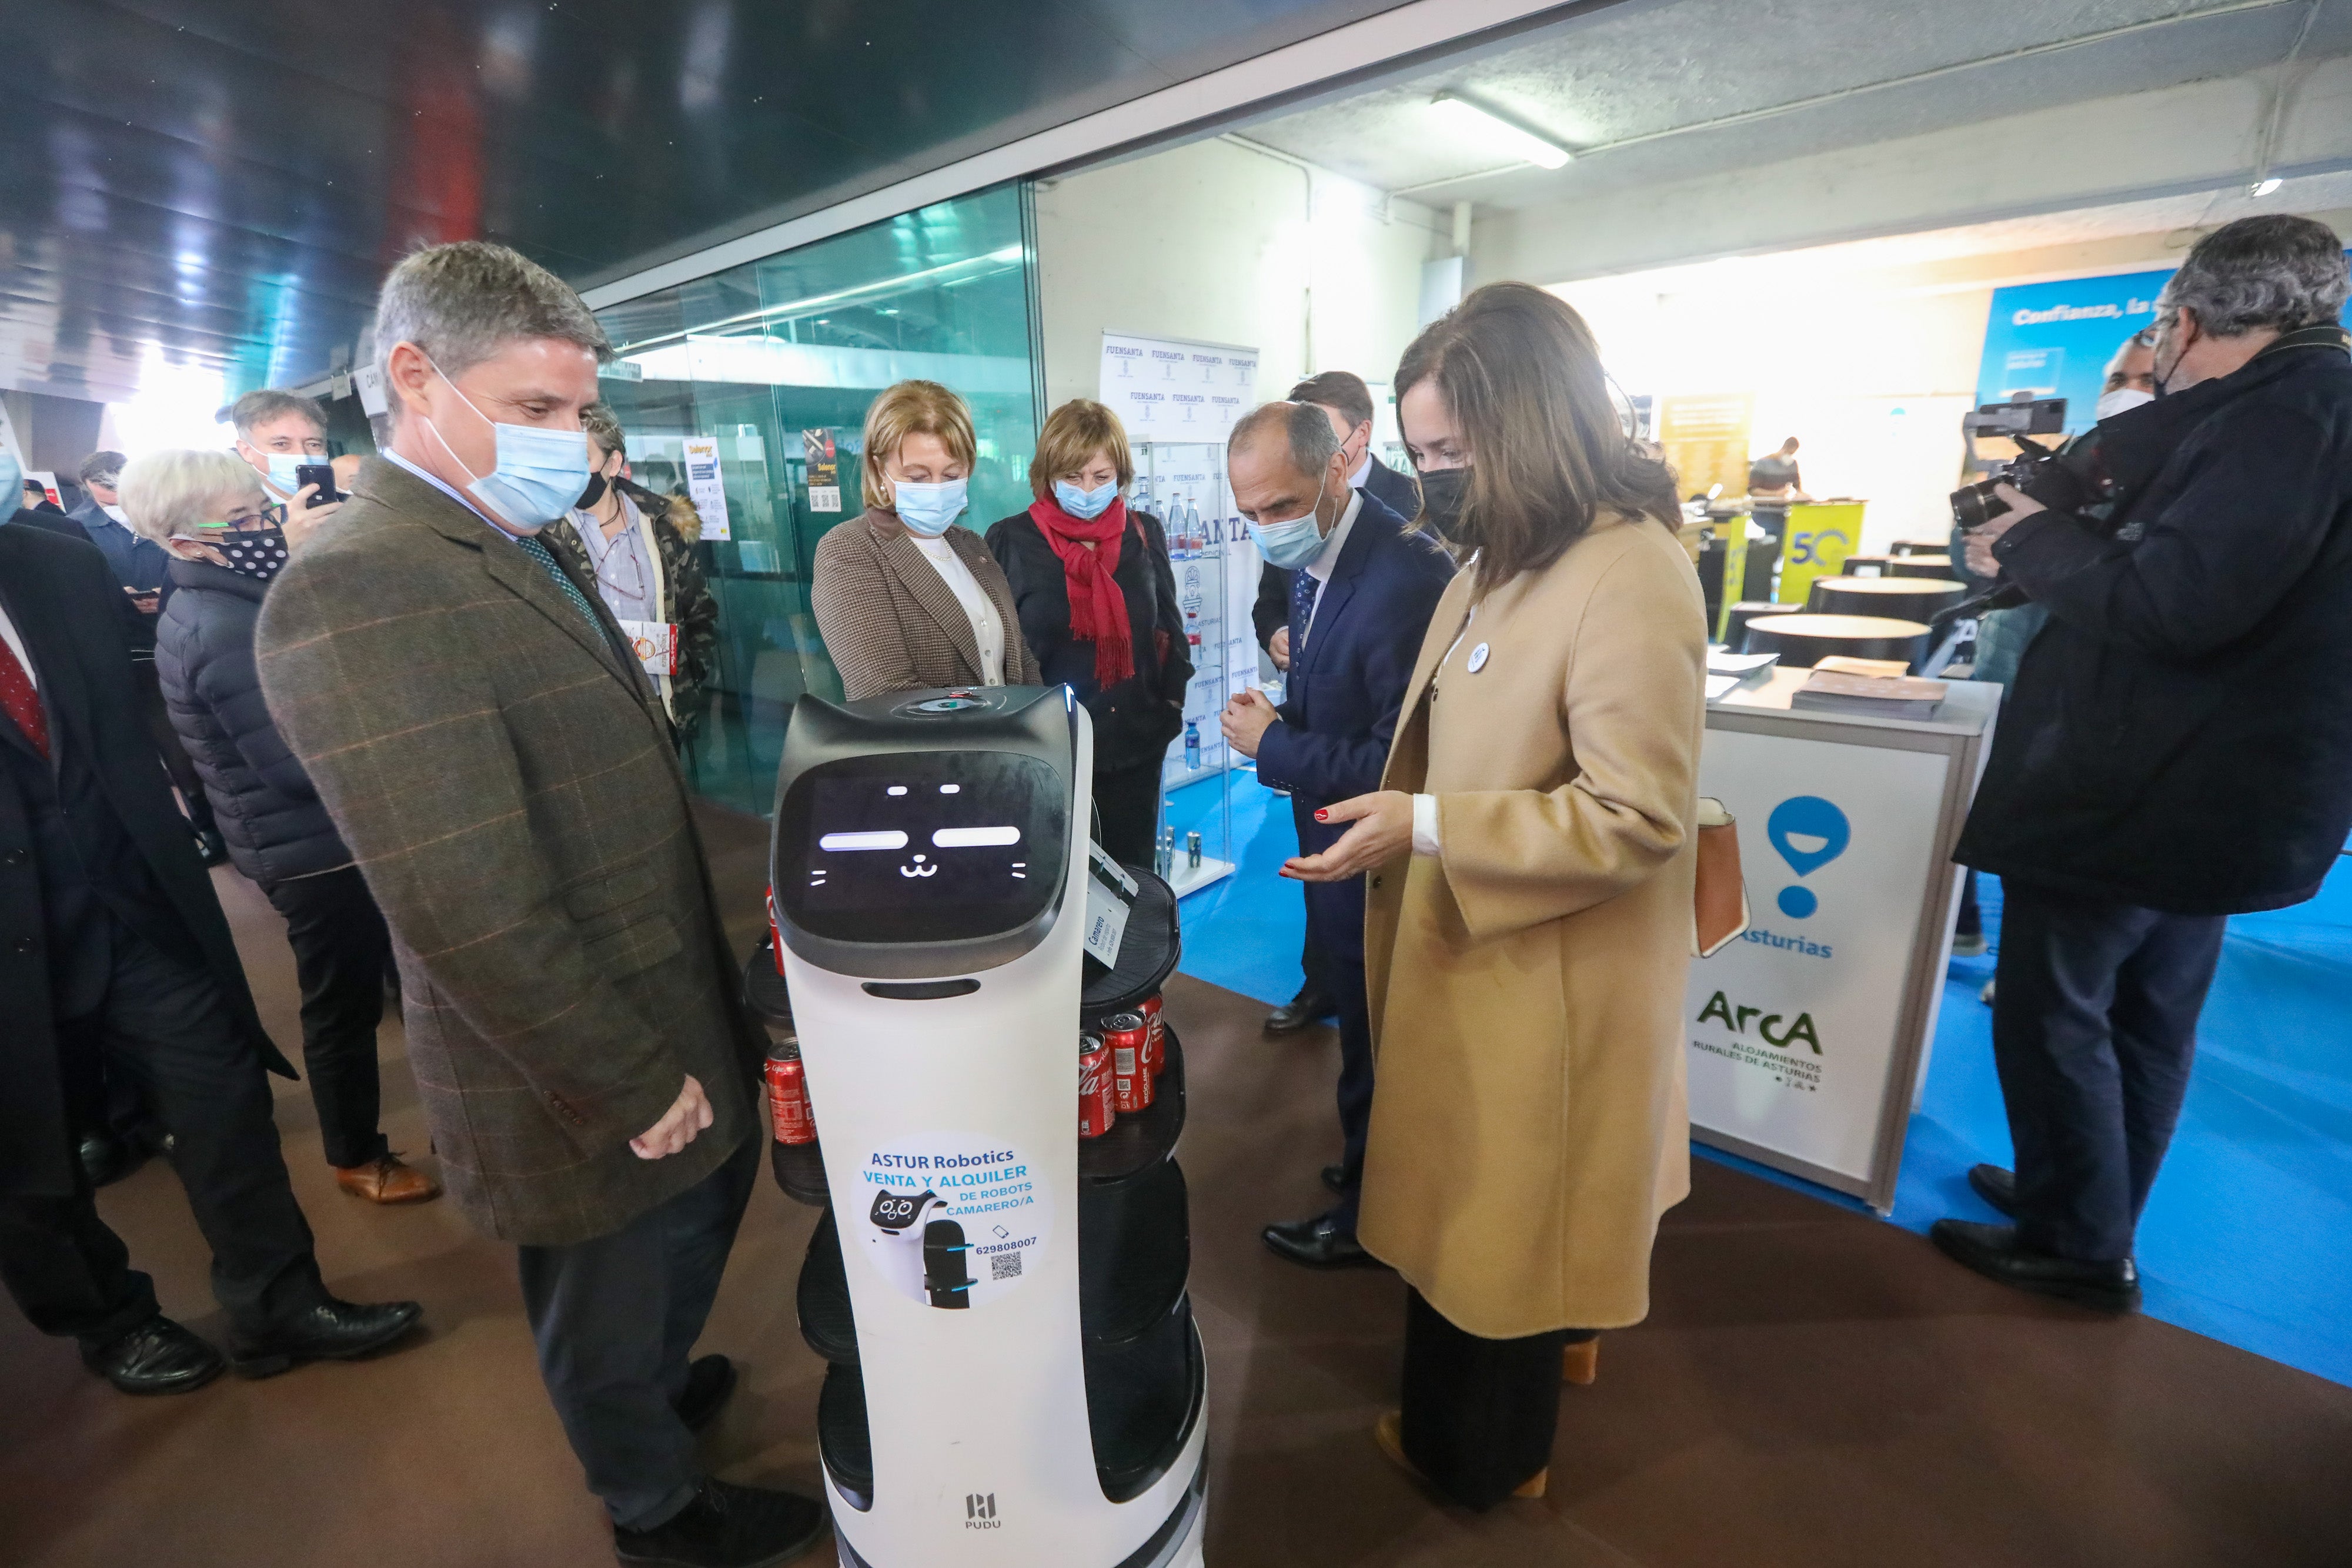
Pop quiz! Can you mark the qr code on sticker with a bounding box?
[991,1251,1022,1282]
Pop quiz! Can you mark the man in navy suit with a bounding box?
[1222,400,1454,1268]
[1249,373,1426,1040]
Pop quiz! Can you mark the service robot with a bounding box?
[767,686,1205,1568]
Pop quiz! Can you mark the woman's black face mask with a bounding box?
[576,471,609,510]
[1417,466,1471,543]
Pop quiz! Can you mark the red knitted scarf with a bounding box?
[1027,494,1135,687]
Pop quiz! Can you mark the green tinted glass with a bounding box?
[593,185,1038,815]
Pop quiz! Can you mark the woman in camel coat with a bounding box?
[1287,282,1706,1510]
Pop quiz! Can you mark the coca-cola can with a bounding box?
[1138,992,1165,1077]
[765,1038,816,1145]
[1104,1012,1153,1114]
[1078,1034,1117,1140]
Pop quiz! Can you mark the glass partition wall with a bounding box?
[592,185,1039,815]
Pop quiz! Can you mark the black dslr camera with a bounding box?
[1949,397,2104,529]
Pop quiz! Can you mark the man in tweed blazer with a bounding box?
[256,243,824,1568]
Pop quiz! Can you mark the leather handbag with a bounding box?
[1692,796,1749,958]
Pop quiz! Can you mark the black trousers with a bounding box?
[1400,1289,1581,1510]
[262,867,392,1170]
[132,660,215,835]
[1991,881,2226,1262]
[1302,870,1372,1235]
[517,1132,760,1531]
[1744,506,1788,604]
[1092,757,1163,871]
[0,917,326,1345]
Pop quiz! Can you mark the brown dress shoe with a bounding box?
[334,1154,442,1205]
[1372,1410,1548,1501]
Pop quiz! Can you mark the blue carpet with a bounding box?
[1171,765,2352,1388]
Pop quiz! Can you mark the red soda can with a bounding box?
[766,887,786,976]
[1078,1034,1117,1139]
[766,1038,816,1145]
[1104,1012,1153,1114]
[1138,991,1165,1078]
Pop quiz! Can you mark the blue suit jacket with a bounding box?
[68,499,170,593]
[1255,491,1454,814]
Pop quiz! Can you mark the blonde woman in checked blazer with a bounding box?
[811,380,1039,701]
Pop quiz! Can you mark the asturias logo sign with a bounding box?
[1766,795,1849,919]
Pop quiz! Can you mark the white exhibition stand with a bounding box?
[1686,668,2000,1212]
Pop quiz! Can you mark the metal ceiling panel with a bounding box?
[1242,0,2336,203]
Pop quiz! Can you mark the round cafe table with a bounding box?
[1808,575,1969,625]
[1890,554,1955,579]
[1742,612,1930,670]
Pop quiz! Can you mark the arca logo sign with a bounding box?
[1697,990,1822,1054]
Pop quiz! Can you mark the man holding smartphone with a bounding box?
[230,389,344,526]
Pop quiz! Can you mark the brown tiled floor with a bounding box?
[4,804,2348,1566]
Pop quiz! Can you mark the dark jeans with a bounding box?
[1991,881,2226,1262]
[1092,757,1164,871]
[0,917,326,1344]
[517,1132,760,1531]
[1400,1288,1577,1510]
[263,867,392,1169]
[1302,871,1372,1235]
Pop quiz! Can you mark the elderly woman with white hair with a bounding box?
[125,447,439,1206]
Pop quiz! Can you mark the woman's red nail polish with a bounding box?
[1315,810,1328,820]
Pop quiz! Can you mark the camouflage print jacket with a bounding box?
[543,481,720,744]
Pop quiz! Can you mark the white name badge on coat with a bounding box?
[617,620,679,676]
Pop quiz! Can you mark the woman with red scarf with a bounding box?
[987,400,1191,867]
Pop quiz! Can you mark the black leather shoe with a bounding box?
[676,1353,737,1435]
[1264,987,1336,1035]
[1262,1212,1384,1270]
[1967,1164,2017,1218]
[1320,1164,1348,1195]
[76,1131,143,1189]
[230,1297,424,1378]
[1929,1219,2140,1313]
[613,1476,828,1568]
[82,1316,224,1395]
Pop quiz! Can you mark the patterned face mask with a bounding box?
[193,524,292,583]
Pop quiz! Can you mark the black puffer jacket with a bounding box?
[155,557,353,886]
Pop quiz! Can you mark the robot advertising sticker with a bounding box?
[860,1133,1053,1310]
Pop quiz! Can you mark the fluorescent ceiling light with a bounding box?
[1431,91,1572,169]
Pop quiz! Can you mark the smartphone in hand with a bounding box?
[294,463,342,506]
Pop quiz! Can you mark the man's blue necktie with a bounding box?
[1288,567,1318,667]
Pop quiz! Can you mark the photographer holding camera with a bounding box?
[1937,215,2352,1313]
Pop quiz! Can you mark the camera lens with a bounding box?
[1950,480,2000,531]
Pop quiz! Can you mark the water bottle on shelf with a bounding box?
[1183,720,1201,771]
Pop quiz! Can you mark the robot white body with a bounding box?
[770,687,1207,1568]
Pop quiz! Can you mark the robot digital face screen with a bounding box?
[780,750,1067,946]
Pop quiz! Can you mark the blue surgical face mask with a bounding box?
[260,451,311,498]
[1245,464,1331,570]
[891,475,967,537]
[420,357,592,534]
[1054,477,1119,520]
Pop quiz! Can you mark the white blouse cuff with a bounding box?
[1411,794,1441,857]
